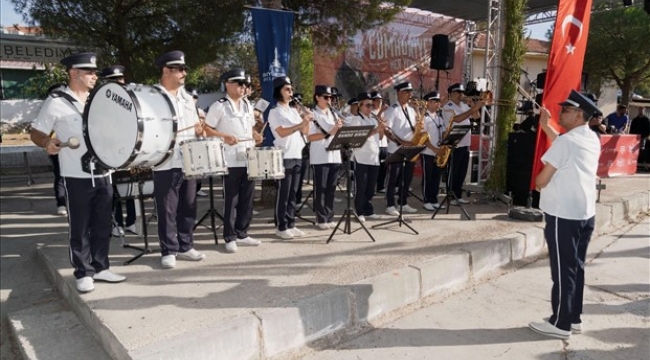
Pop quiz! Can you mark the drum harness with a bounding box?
[50,90,109,186]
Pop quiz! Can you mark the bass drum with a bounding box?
[83,82,177,169]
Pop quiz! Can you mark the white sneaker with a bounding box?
[528,321,570,340]
[327,222,336,228]
[457,198,470,204]
[76,277,94,293]
[237,237,261,246]
[367,214,382,220]
[385,206,400,216]
[423,203,445,211]
[177,248,206,261]
[334,197,342,203]
[401,204,417,213]
[124,224,138,234]
[196,190,208,197]
[275,229,294,240]
[225,241,238,253]
[289,227,305,237]
[93,270,126,283]
[357,215,366,222]
[450,199,459,206]
[252,209,259,215]
[377,188,386,193]
[56,206,67,215]
[571,323,583,334]
[111,226,125,237]
[316,223,330,230]
[161,255,176,269]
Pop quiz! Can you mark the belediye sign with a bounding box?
[1,41,86,63]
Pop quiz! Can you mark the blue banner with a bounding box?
[251,7,294,146]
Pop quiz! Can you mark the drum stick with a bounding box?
[58,136,81,149]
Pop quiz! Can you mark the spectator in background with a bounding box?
[629,107,650,165]
[584,94,606,136]
[605,104,629,133]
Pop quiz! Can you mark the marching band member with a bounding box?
[204,68,263,253]
[30,53,126,293]
[371,91,388,193]
[100,65,139,236]
[347,98,359,117]
[152,51,205,269]
[268,76,312,239]
[350,92,385,222]
[382,81,418,216]
[442,83,486,205]
[308,85,343,229]
[421,91,446,211]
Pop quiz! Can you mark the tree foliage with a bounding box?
[485,0,527,192]
[13,0,408,84]
[21,64,68,99]
[583,6,650,103]
[12,0,246,82]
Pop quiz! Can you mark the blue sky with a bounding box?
[1,0,552,40]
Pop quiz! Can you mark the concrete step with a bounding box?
[7,302,111,360]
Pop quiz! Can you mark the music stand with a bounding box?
[194,176,225,244]
[431,125,473,220]
[325,125,375,244]
[112,170,154,265]
[372,145,425,234]
[295,182,316,225]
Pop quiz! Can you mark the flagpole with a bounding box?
[244,5,300,14]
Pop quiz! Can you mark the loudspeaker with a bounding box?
[506,132,539,207]
[622,0,633,6]
[536,72,546,89]
[645,0,649,14]
[430,34,455,70]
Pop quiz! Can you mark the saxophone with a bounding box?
[436,109,455,168]
[409,100,430,162]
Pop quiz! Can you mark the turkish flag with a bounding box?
[529,0,593,190]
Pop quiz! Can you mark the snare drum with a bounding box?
[179,138,228,179]
[84,82,177,169]
[246,147,285,180]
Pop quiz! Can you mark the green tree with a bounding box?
[22,64,68,99]
[583,6,650,104]
[485,0,527,192]
[13,0,246,82]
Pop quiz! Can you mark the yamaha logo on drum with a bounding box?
[105,88,133,112]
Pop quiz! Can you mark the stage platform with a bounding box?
[2,173,648,360]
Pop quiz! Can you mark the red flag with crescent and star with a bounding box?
[530,0,593,190]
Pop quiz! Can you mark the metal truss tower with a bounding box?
[476,0,503,186]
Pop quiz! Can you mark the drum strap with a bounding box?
[51,91,109,175]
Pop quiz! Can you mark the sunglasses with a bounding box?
[321,95,332,99]
[228,80,248,86]
[167,66,188,72]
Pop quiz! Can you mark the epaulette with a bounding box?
[391,103,398,108]
[218,97,228,103]
[446,102,453,106]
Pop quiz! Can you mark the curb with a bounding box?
[37,191,649,360]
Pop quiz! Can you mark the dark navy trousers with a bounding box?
[50,155,66,207]
[153,168,197,256]
[449,146,469,199]
[63,176,113,279]
[385,157,415,207]
[544,213,595,331]
[376,147,388,192]
[354,162,379,216]
[276,159,302,231]
[421,154,443,204]
[221,167,255,242]
[313,163,340,224]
